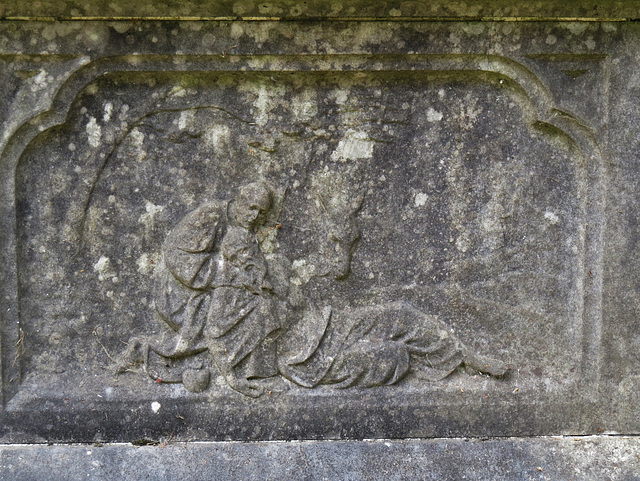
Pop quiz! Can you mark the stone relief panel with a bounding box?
[13,65,595,402]
[0,42,611,441]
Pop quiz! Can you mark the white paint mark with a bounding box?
[151,401,161,413]
[86,117,102,148]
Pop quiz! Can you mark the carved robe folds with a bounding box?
[279,301,470,388]
[154,202,281,379]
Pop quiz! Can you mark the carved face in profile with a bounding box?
[233,183,272,230]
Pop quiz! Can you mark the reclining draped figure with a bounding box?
[115,181,508,397]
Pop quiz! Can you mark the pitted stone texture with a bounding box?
[1,437,639,481]
[2,1,640,20]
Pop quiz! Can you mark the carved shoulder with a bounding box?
[164,201,227,254]
[162,201,227,288]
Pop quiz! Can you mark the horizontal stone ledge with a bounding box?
[2,1,640,21]
[1,436,639,480]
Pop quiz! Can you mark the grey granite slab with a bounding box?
[2,436,639,481]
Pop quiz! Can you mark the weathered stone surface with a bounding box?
[2,436,639,481]
[0,18,638,446]
[3,1,640,20]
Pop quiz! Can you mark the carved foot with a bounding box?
[464,352,510,378]
[225,374,265,398]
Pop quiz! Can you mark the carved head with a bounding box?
[232,182,273,230]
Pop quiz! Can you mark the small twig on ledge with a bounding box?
[12,327,25,368]
[93,328,117,364]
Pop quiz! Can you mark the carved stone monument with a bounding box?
[1,1,640,478]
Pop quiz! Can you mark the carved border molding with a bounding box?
[0,53,607,440]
